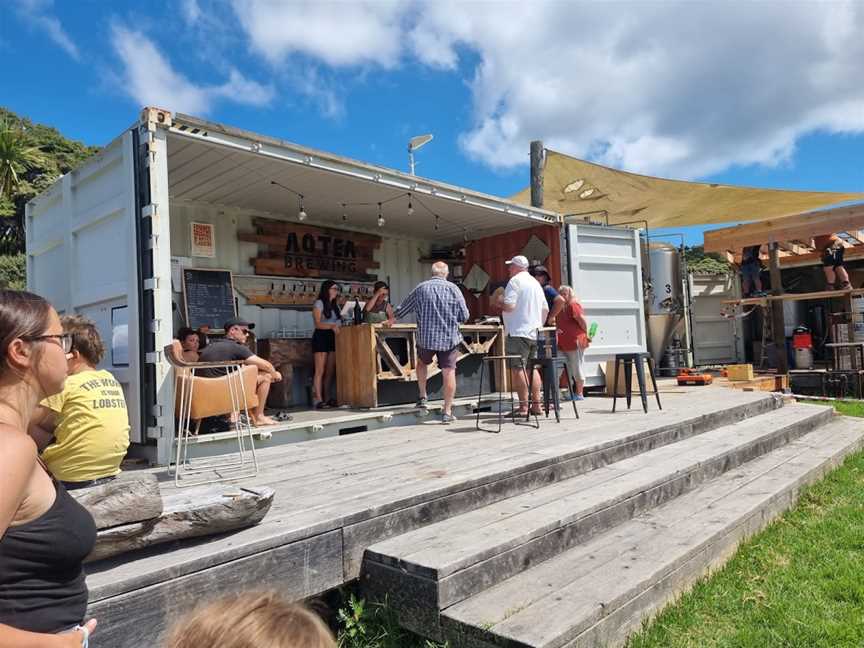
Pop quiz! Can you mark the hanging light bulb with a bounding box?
[434,214,440,231]
[298,196,307,222]
[407,193,414,216]
[341,203,348,222]
[377,202,385,228]
[463,229,469,243]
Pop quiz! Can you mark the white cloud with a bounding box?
[14,0,80,60]
[110,24,275,115]
[231,0,408,68]
[181,0,202,25]
[194,1,864,180]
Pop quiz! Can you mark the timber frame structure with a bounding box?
[704,203,864,268]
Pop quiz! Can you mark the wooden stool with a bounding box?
[611,352,662,414]
[475,354,540,433]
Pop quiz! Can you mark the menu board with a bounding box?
[182,268,236,331]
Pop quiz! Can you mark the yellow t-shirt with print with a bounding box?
[41,369,131,482]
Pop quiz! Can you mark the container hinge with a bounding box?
[141,204,158,219]
[144,278,159,290]
[145,351,161,364]
[147,318,162,334]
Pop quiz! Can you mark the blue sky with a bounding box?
[3,0,863,245]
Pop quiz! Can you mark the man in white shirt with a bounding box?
[494,255,548,415]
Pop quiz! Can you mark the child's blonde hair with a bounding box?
[165,591,335,648]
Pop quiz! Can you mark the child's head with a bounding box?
[165,591,335,648]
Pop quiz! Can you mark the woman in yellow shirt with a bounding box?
[28,315,130,490]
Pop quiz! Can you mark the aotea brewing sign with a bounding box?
[240,218,381,281]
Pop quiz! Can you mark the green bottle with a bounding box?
[588,322,598,339]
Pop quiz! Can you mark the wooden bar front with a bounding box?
[335,324,505,408]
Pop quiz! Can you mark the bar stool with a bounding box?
[475,354,540,433]
[528,334,579,422]
[611,352,662,414]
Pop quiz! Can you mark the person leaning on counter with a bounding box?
[363,281,394,324]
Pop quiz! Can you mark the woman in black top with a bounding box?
[0,290,97,648]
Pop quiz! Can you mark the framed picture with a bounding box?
[190,222,216,258]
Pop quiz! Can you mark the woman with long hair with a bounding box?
[0,290,98,647]
[311,280,341,409]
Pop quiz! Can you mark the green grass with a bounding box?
[626,401,864,648]
[805,399,864,419]
[335,593,447,648]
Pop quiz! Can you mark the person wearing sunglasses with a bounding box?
[0,290,98,647]
[198,318,282,426]
[28,315,130,491]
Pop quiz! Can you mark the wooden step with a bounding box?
[441,416,864,648]
[361,404,833,638]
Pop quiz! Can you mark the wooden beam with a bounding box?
[722,287,864,306]
[769,242,789,375]
[704,203,864,253]
[779,245,864,268]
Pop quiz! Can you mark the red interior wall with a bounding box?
[462,225,562,319]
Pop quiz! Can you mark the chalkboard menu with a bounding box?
[182,268,236,331]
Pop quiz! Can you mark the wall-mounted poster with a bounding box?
[191,222,216,258]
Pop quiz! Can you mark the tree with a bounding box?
[0,119,41,201]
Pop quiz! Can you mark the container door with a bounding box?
[689,273,744,365]
[566,224,646,387]
[26,131,145,442]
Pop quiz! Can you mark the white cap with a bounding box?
[505,255,529,269]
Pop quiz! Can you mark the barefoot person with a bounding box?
[311,280,341,409]
[198,318,281,426]
[0,290,98,647]
[28,315,130,491]
[390,262,469,424]
[495,255,547,417]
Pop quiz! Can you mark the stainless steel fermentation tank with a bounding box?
[644,243,686,366]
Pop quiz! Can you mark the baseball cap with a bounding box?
[223,317,255,331]
[505,255,529,269]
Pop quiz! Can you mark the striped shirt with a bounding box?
[394,277,470,351]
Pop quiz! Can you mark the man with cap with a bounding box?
[494,255,548,416]
[531,264,566,325]
[198,317,282,426]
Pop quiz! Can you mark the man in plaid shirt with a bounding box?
[391,262,469,423]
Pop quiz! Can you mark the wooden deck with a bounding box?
[84,383,780,647]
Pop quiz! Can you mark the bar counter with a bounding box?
[335,323,504,408]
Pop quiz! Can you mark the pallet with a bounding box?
[719,374,788,392]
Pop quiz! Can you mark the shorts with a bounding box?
[505,336,537,370]
[741,262,761,282]
[822,246,844,268]
[311,329,336,353]
[563,348,586,381]
[418,346,459,369]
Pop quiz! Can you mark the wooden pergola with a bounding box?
[704,203,864,267]
[703,203,864,374]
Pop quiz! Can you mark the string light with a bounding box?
[298,197,307,222]
[377,202,385,228]
[434,214,440,231]
[341,203,348,222]
[407,193,414,216]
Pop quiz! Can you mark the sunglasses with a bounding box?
[24,333,74,354]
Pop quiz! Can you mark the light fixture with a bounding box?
[341,203,348,222]
[270,180,308,222]
[407,193,414,216]
[298,197,307,221]
[377,202,385,228]
[408,134,434,175]
[434,214,440,231]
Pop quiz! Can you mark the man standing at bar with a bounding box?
[496,255,548,417]
[390,262,469,424]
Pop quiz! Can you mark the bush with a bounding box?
[0,253,25,289]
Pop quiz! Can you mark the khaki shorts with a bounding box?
[506,336,537,370]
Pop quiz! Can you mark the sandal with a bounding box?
[327,399,339,408]
[315,401,330,410]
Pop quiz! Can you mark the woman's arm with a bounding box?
[364,291,382,312]
[0,623,89,648]
[312,306,339,331]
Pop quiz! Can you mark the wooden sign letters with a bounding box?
[239,217,382,281]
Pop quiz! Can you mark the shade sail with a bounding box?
[511,151,864,229]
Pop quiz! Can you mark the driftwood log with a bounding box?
[68,473,162,529]
[86,485,275,562]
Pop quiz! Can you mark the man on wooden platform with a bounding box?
[814,233,851,291]
[390,262,469,424]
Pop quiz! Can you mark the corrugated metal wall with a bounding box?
[168,202,431,335]
[464,225,562,317]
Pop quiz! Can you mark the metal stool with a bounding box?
[611,352,662,414]
[475,354,540,433]
[528,334,579,422]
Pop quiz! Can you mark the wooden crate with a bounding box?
[726,364,755,381]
